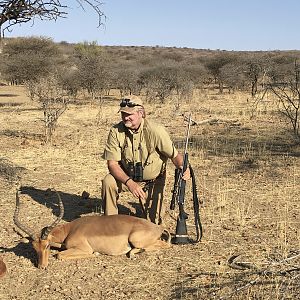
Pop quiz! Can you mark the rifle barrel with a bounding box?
[183,113,192,155]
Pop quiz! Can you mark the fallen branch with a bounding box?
[197,118,240,126]
[180,114,240,126]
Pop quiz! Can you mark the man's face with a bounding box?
[121,110,143,130]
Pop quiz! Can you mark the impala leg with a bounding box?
[143,239,171,252]
[50,241,63,249]
[127,248,145,258]
[57,248,95,260]
[129,229,171,255]
[128,240,170,258]
[129,226,171,248]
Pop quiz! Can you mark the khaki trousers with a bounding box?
[101,173,166,224]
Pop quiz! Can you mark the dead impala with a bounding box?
[14,189,171,269]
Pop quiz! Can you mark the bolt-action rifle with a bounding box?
[170,114,202,244]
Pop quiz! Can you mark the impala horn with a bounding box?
[40,190,64,240]
[14,189,37,241]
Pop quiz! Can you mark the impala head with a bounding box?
[14,189,64,269]
[31,236,52,269]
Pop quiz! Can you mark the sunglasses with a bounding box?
[120,98,140,108]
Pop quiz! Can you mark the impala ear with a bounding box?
[18,236,32,243]
[40,227,50,240]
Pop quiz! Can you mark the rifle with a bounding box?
[170,113,202,244]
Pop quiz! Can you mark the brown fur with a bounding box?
[33,214,171,269]
[0,257,7,278]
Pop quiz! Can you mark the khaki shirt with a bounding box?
[103,119,178,180]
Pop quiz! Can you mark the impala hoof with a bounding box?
[37,264,48,270]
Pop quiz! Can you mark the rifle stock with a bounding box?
[170,151,189,209]
[171,116,191,245]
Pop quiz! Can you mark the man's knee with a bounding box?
[102,173,118,190]
[101,174,119,215]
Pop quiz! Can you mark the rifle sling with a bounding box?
[189,164,203,243]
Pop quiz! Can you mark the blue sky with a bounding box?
[6,0,300,51]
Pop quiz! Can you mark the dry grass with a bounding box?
[0,85,300,299]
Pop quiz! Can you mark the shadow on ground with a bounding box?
[0,243,36,267]
[18,186,143,221]
[19,186,101,222]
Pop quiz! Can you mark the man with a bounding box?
[101,95,189,224]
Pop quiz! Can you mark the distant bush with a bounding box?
[0,37,62,85]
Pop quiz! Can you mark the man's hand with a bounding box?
[182,167,191,181]
[172,154,190,180]
[126,179,146,200]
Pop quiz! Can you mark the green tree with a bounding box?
[140,65,177,103]
[113,64,141,96]
[204,53,235,93]
[74,41,110,100]
[1,37,61,86]
[140,63,194,104]
[220,61,247,93]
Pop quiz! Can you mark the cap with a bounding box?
[118,95,144,114]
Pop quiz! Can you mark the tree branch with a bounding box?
[0,0,105,37]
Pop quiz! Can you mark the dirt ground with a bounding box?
[0,86,300,299]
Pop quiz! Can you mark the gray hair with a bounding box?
[138,106,146,118]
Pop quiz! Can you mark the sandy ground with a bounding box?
[0,86,300,299]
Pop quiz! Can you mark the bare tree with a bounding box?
[30,74,70,143]
[267,60,300,138]
[239,53,274,97]
[0,0,105,38]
